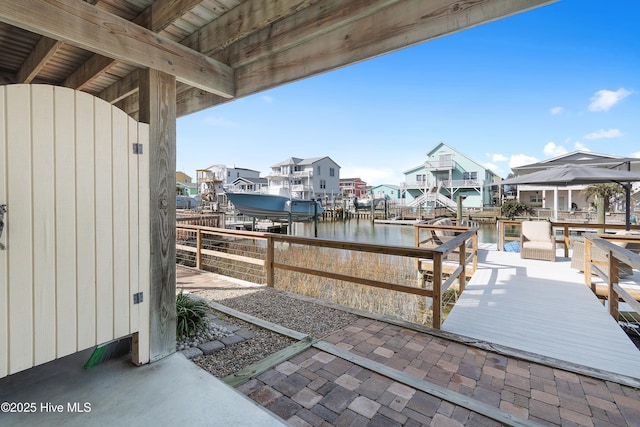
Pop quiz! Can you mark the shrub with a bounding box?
[501,200,533,219]
[176,292,209,338]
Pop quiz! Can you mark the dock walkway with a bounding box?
[443,246,640,380]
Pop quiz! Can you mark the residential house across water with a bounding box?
[340,177,368,197]
[197,164,261,203]
[509,151,640,215]
[267,156,341,200]
[403,142,502,211]
[371,184,403,202]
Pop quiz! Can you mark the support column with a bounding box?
[139,69,177,362]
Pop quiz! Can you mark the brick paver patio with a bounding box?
[237,317,640,427]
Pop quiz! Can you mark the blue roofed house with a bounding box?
[403,142,502,211]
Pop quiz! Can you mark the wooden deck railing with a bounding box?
[498,219,640,255]
[584,234,640,321]
[175,224,478,329]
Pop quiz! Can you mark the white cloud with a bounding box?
[492,153,508,162]
[573,141,590,151]
[509,154,537,169]
[550,106,564,115]
[631,152,640,159]
[588,88,631,112]
[543,142,567,157]
[583,128,623,140]
[483,162,504,175]
[261,95,274,104]
[204,116,238,127]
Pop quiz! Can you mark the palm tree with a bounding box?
[582,183,624,212]
[583,183,624,230]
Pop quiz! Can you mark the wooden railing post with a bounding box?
[266,236,274,287]
[472,232,478,273]
[584,238,592,285]
[563,224,569,257]
[196,228,202,270]
[498,220,504,251]
[608,252,619,321]
[432,252,442,329]
[458,241,466,294]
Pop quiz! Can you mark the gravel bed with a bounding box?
[190,287,359,378]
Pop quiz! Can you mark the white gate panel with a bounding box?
[32,85,57,366]
[54,86,78,358]
[0,84,150,378]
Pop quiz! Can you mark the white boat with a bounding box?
[351,195,388,211]
[225,192,323,222]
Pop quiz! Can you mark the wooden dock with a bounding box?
[443,245,640,380]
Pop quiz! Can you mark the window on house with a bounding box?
[320,179,326,189]
[227,171,231,177]
[317,166,321,176]
[439,154,453,167]
[463,171,477,181]
[329,168,335,177]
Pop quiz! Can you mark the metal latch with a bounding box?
[133,292,143,304]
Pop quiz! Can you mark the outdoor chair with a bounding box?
[571,230,640,276]
[431,217,456,245]
[520,220,556,262]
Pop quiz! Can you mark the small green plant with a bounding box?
[501,200,533,219]
[176,292,209,338]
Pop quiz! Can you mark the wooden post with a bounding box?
[584,238,592,285]
[563,224,569,258]
[432,252,442,329]
[139,68,177,362]
[458,241,466,294]
[266,236,274,287]
[498,220,504,251]
[196,228,202,270]
[608,252,619,321]
[472,232,478,273]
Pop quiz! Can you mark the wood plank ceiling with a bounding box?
[0,0,556,120]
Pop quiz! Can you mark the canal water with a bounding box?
[290,220,497,246]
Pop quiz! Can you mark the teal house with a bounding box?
[371,184,403,201]
[403,142,502,210]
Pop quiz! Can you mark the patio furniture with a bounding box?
[570,231,639,276]
[520,220,556,262]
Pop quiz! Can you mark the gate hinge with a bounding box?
[132,143,143,154]
[133,292,143,304]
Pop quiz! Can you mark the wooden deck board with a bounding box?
[443,249,640,379]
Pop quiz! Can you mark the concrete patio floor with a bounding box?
[0,347,287,427]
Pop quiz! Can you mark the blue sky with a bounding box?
[177,0,639,185]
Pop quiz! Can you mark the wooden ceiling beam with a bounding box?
[0,0,234,98]
[230,0,557,98]
[64,54,118,90]
[100,69,140,104]
[188,0,319,56]
[69,0,210,97]
[17,37,64,83]
[150,0,204,33]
